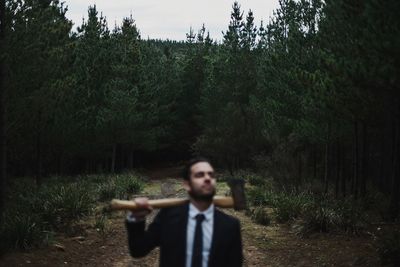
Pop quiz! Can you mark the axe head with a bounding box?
[227,178,246,211]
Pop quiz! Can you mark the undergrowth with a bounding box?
[0,173,144,254]
[246,173,372,235]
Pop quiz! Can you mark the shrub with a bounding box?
[115,174,144,198]
[301,197,340,234]
[247,187,275,206]
[1,174,137,253]
[82,174,109,184]
[300,196,366,235]
[247,174,265,186]
[0,212,47,253]
[94,214,111,237]
[234,170,268,187]
[363,191,392,221]
[247,188,312,223]
[249,206,271,226]
[97,181,118,201]
[97,174,144,201]
[273,192,311,223]
[37,182,94,229]
[1,178,94,253]
[221,169,272,188]
[335,198,366,234]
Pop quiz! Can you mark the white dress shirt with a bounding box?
[186,203,214,267]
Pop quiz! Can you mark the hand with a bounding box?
[128,197,153,220]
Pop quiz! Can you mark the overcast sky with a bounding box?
[64,0,280,41]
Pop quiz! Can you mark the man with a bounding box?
[125,157,243,267]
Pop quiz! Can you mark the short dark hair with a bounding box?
[182,157,212,181]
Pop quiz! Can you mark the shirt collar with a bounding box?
[189,203,214,221]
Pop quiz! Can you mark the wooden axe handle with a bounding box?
[110,196,234,210]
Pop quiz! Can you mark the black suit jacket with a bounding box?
[126,204,243,267]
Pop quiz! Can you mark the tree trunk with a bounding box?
[128,151,134,170]
[335,142,341,199]
[96,162,103,173]
[324,123,331,194]
[0,0,7,225]
[111,143,117,173]
[360,122,368,197]
[389,111,400,221]
[297,151,302,186]
[313,145,317,180]
[352,121,359,199]
[341,145,346,198]
[86,159,91,174]
[379,132,385,192]
[35,117,43,186]
[390,115,396,193]
[324,142,329,194]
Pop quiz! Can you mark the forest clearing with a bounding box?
[0,167,386,266]
[1,0,400,266]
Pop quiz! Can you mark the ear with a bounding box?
[183,180,191,192]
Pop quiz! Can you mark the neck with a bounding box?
[190,198,212,212]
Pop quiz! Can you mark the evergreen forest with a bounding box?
[0,0,399,265]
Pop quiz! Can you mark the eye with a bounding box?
[194,172,205,178]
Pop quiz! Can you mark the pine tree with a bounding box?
[195,2,261,171]
[5,0,73,182]
[71,5,111,172]
[0,0,6,223]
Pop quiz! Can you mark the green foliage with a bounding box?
[247,183,367,234]
[247,187,275,206]
[246,174,266,187]
[3,0,399,247]
[5,0,74,180]
[247,186,312,223]
[237,170,267,187]
[36,183,94,229]
[97,180,118,201]
[301,196,366,234]
[175,25,213,151]
[0,212,47,253]
[273,192,312,223]
[195,2,263,171]
[116,174,144,196]
[221,170,270,187]
[94,214,111,237]
[0,172,144,253]
[248,206,271,226]
[301,197,340,233]
[97,174,144,201]
[4,0,397,204]
[334,198,366,234]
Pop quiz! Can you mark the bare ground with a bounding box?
[0,168,381,267]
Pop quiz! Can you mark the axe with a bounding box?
[110,178,246,211]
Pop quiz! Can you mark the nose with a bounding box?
[204,172,212,182]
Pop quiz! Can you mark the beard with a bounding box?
[188,185,216,202]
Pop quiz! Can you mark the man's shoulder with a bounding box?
[214,208,240,225]
[159,204,189,218]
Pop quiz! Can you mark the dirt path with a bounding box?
[0,169,380,266]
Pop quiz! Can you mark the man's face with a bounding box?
[184,161,216,201]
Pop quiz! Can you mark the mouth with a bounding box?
[202,184,214,191]
[189,186,215,200]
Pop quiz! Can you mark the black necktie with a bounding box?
[192,214,205,267]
